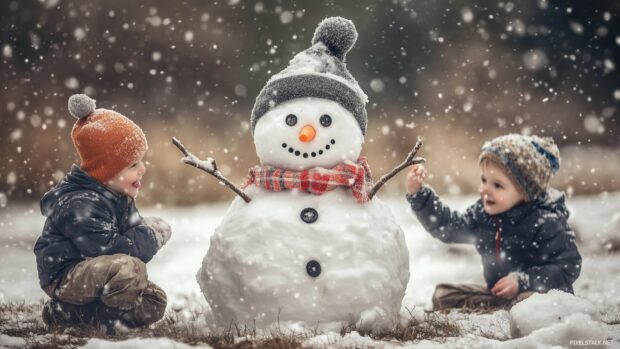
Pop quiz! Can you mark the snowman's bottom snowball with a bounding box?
[197,188,410,330]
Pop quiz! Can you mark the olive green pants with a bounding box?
[432,283,534,311]
[44,254,167,326]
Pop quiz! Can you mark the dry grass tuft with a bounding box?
[602,313,620,326]
[340,307,461,343]
[601,237,620,254]
[0,301,48,338]
[0,301,90,349]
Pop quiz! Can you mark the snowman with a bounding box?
[174,17,423,331]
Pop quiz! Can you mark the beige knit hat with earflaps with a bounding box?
[479,134,560,201]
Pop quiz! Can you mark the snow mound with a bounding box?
[510,290,600,336]
[453,309,513,340]
[503,313,606,349]
[79,337,213,349]
[302,331,380,349]
[0,334,27,347]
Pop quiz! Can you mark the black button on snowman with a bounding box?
[306,260,322,278]
[300,208,321,277]
[300,207,319,223]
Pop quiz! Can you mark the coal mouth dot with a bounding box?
[283,139,336,158]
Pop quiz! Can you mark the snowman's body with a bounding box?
[196,17,411,330]
[197,186,409,329]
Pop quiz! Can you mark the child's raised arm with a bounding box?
[406,177,480,244]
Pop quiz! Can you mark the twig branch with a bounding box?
[172,137,252,203]
[368,138,425,199]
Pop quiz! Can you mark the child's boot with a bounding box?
[41,299,98,329]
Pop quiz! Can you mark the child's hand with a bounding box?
[491,274,519,299]
[406,164,427,194]
[144,216,172,248]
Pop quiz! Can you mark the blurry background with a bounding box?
[1,0,619,207]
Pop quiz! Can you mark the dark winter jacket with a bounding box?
[406,185,582,294]
[34,165,159,288]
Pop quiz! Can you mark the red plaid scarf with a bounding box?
[242,157,373,204]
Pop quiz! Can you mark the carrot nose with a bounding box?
[299,125,316,142]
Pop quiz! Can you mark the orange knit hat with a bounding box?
[68,94,148,184]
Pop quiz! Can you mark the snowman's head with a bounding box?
[251,17,368,171]
[254,97,363,170]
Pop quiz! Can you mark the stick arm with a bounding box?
[368,138,425,199]
[172,137,252,203]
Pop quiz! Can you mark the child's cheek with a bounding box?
[498,196,506,205]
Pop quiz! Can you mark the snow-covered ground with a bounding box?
[1,192,619,348]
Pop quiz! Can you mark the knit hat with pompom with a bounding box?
[68,94,148,184]
[479,134,561,202]
[251,16,368,135]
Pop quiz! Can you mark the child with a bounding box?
[34,94,172,333]
[405,134,581,310]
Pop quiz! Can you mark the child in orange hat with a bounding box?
[34,94,171,334]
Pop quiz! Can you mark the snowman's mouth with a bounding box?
[281,139,336,159]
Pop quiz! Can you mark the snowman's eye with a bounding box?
[285,114,297,126]
[320,114,332,127]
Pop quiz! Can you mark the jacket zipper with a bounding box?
[494,217,502,264]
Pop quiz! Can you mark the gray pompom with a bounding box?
[68,94,96,119]
[311,17,357,60]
